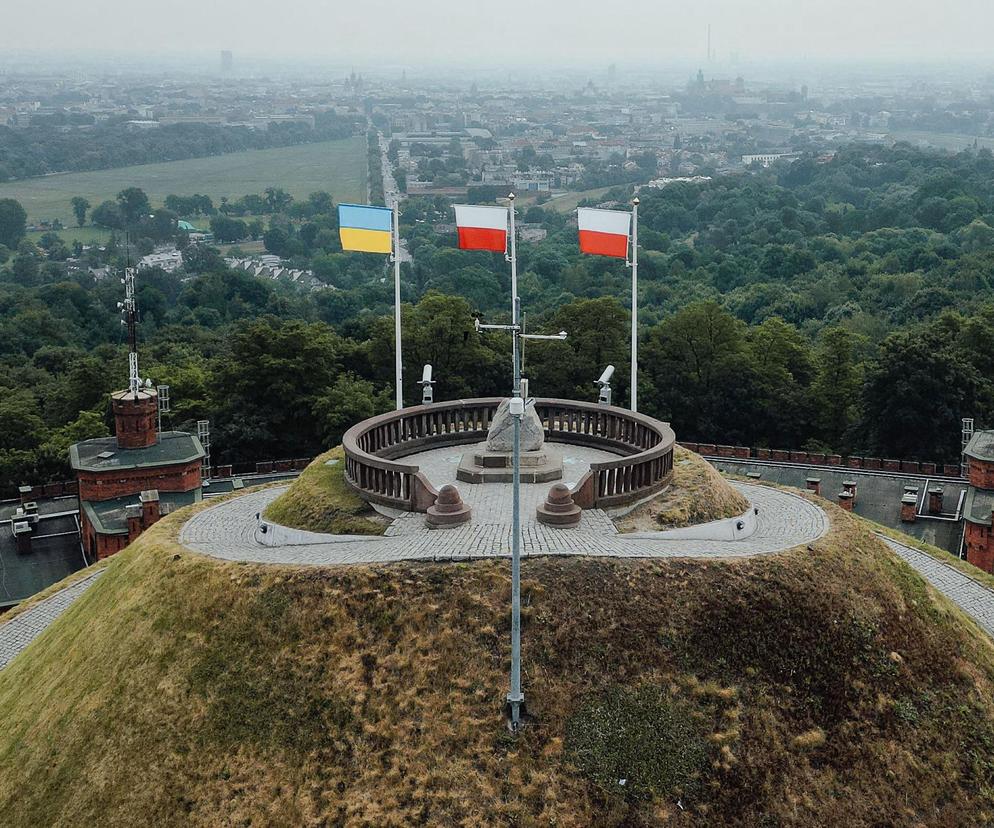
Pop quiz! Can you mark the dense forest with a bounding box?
[1,141,994,493]
[0,113,361,182]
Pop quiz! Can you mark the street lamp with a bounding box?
[476,306,568,731]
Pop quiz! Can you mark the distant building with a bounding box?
[742,152,800,168]
[70,389,205,560]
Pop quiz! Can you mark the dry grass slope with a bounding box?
[263,446,387,535]
[2,494,994,826]
[615,446,751,532]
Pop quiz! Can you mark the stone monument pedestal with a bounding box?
[457,396,564,484]
[457,448,563,484]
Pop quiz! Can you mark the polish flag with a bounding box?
[577,207,632,258]
[454,205,508,252]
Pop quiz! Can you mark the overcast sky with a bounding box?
[1,0,991,67]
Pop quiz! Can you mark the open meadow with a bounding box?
[0,137,367,225]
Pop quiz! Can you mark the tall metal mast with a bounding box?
[122,267,141,397]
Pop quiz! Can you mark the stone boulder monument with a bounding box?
[457,395,564,484]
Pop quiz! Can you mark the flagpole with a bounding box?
[630,197,639,412]
[393,200,403,410]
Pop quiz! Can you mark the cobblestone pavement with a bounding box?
[180,475,829,565]
[0,570,103,670]
[880,535,994,637]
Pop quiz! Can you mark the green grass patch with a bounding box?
[262,446,386,535]
[566,685,711,802]
[0,137,367,225]
[26,226,112,246]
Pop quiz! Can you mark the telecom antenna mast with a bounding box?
[122,267,141,397]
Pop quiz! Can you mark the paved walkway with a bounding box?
[879,535,994,638]
[0,570,103,670]
[179,481,828,564]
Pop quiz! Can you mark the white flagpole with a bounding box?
[631,197,639,412]
[508,192,518,326]
[393,200,403,410]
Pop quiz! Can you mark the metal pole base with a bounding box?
[504,692,526,733]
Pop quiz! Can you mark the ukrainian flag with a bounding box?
[338,203,393,254]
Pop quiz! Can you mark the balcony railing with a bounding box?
[342,397,675,512]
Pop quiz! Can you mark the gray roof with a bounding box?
[964,487,994,526]
[964,430,994,464]
[69,431,204,473]
[0,513,86,607]
[708,459,968,554]
[81,489,202,535]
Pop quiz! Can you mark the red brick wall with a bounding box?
[965,522,994,574]
[968,459,994,489]
[77,460,202,502]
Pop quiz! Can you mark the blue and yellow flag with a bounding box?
[338,203,393,254]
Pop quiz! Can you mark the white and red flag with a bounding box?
[453,204,509,252]
[577,207,632,258]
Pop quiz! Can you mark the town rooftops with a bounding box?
[964,430,994,464]
[69,431,204,473]
[80,489,201,536]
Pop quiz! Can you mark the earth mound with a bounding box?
[1,495,993,826]
[262,446,387,535]
[615,446,750,532]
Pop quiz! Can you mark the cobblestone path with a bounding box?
[880,535,994,638]
[0,570,103,670]
[179,481,828,564]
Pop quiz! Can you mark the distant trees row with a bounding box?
[0,116,362,182]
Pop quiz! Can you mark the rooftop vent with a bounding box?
[96,451,115,460]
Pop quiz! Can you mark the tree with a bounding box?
[116,187,151,226]
[641,302,756,443]
[0,198,27,249]
[91,200,124,230]
[70,197,91,228]
[810,327,863,451]
[862,326,980,461]
[313,374,391,447]
[210,216,248,244]
[526,297,630,402]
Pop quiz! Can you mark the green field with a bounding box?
[26,226,113,246]
[0,137,367,225]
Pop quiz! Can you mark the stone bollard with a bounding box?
[536,483,582,527]
[426,484,472,529]
[838,491,854,512]
[806,477,821,497]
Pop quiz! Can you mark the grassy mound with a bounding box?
[262,446,387,535]
[615,446,750,532]
[2,495,994,825]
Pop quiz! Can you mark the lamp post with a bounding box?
[476,309,567,730]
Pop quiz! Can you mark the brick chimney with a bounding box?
[126,503,143,541]
[12,522,31,555]
[140,489,161,527]
[806,477,821,496]
[900,494,918,523]
[112,388,158,449]
[928,487,944,516]
[838,491,854,512]
[842,480,857,502]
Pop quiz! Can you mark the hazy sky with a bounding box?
[1,0,992,67]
